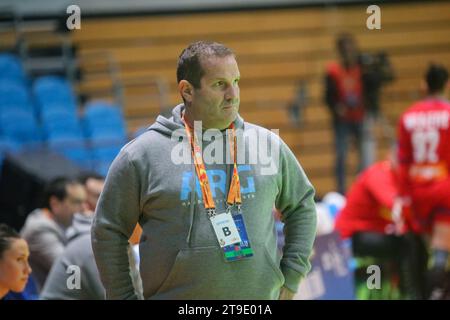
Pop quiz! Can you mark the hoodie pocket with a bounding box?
[150,244,285,299]
[151,246,219,298]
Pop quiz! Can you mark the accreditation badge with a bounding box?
[222,213,254,262]
[210,211,241,247]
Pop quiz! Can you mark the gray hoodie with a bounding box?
[66,213,93,241]
[41,213,141,300]
[92,104,317,300]
[21,209,67,291]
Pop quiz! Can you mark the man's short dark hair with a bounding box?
[426,63,449,94]
[176,41,235,89]
[0,223,21,259]
[43,177,80,209]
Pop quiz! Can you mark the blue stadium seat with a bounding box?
[32,76,77,115]
[91,144,123,177]
[0,109,42,147]
[39,103,78,120]
[41,108,82,139]
[94,161,111,177]
[0,53,28,86]
[0,81,33,112]
[89,131,127,148]
[47,136,93,170]
[82,101,127,176]
[83,101,127,139]
[91,144,122,161]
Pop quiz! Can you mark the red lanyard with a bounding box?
[182,116,242,215]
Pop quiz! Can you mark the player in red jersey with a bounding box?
[335,158,398,240]
[397,64,450,299]
[335,152,427,299]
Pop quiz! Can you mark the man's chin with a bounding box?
[223,107,238,118]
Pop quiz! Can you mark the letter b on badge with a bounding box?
[210,212,241,247]
[222,227,231,237]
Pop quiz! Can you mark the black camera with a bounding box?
[358,51,395,114]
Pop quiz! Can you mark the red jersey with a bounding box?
[326,62,365,122]
[334,161,397,239]
[397,98,450,233]
[397,98,450,195]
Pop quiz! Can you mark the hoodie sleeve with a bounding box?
[275,140,317,293]
[91,150,141,300]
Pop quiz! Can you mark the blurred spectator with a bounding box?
[325,33,366,194]
[81,172,105,215]
[40,174,142,300]
[40,230,105,299]
[397,63,450,299]
[0,224,33,300]
[40,173,105,300]
[20,177,86,292]
[66,173,105,241]
[324,33,394,194]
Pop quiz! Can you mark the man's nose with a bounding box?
[225,85,239,100]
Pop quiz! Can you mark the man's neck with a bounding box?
[182,107,195,128]
[427,92,447,100]
[43,208,69,230]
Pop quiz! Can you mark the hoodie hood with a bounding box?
[147,104,245,137]
[66,213,93,242]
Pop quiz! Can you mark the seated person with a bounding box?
[0,224,33,300]
[41,173,105,300]
[41,173,143,300]
[20,177,86,291]
[335,153,426,299]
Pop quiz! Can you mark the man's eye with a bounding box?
[234,79,240,85]
[214,81,224,87]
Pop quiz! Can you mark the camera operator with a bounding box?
[324,33,394,194]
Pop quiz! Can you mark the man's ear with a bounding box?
[178,80,194,103]
[48,195,60,213]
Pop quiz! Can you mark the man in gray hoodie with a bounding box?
[21,177,86,292]
[92,41,317,300]
[40,174,106,300]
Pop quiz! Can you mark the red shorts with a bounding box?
[407,178,450,234]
